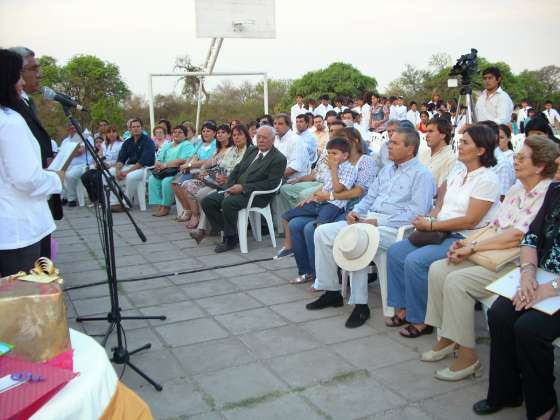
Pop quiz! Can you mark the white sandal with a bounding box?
[175,210,191,222]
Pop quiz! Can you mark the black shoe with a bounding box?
[214,237,237,253]
[472,399,523,415]
[345,304,370,328]
[68,201,77,207]
[306,291,343,310]
[61,199,68,206]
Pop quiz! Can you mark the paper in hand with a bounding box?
[47,141,80,172]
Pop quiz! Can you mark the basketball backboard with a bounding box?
[195,0,276,39]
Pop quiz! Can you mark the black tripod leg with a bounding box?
[120,315,167,321]
[126,359,163,391]
[76,316,108,322]
[102,323,115,347]
[128,343,151,356]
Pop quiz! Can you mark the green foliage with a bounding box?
[280,62,377,110]
[35,54,130,138]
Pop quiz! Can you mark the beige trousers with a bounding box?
[425,258,516,349]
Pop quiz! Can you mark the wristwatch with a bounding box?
[469,240,478,253]
[552,279,559,295]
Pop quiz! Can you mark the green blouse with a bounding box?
[157,140,195,163]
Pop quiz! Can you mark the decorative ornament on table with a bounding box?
[10,257,63,284]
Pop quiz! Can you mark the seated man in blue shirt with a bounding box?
[109,118,155,212]
[307,126,436,328]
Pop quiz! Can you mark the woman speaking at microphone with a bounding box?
[0,49,64,276]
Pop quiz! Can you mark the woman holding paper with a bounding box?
[0,49,64,276]
[422,136,559,382]
[473,174,560,419]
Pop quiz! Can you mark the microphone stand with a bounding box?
[63,106,166,391]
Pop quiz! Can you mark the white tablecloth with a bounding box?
[31,328,118,420]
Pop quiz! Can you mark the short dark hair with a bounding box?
[545,100,553,105]
[341,109,353,117]
[330,119,346,128]
[419,111,430,118]
[525,117,555,139]
[319,94,329,100]
[201,121,217,133]
[427,118,452,144]
[173,125,189,137]
[313,114,324,121]
[478,120,499,140]
[464,125,498,167]
[247,120,257,129]
[482,67,502,82]
[274,113,291,128]
[0,49,23,109]
[232,124,252,145]
[217,123,231,134]
[325,110,338,119]
[296,113,309,124]
[216,124,233,150]
[409,101,417,107]
[258,114,274,127]
[326,137,351,154]
[98,119,109,125]
[157,118,172,134]
[130,118,143,127]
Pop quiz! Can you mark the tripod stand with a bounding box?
[454,81,477,152]
[62,108,166,391]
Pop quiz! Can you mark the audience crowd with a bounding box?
[50,65,560,420]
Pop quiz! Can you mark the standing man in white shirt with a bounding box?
[60,123,92,207]
[273,114,310,182]
[290,94,307,128]
[312,115,329,152]
[474,67,514,125]
[517,99,530,132]
[314,95,334,119]
[406,101,421,126]
[295,114,318,163]
[333,96,347,114]
[394,96,408,121]
[543,100,560,129]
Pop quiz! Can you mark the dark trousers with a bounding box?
[282,201,344,225]
[487,296,560,419]
[201,191,268,237]
[40,234,52,259]
[81,169,103,203]
[0,241,42,276]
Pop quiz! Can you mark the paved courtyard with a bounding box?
[56,205,530,420]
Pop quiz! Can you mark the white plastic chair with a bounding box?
[134,166,153,211]
[341,224,414,316]
[237,180,283,254]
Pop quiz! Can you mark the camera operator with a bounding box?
[474,67,514,125]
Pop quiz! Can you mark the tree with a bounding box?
[174,54,209,102]
[280,62,377,110]
[385,64,430,100]
[35,54,130,134]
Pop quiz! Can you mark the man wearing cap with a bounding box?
[314,95,334,119]
[307,126,435,328]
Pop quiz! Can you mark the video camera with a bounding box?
[449,48,478,85]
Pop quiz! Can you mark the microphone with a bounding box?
[41,86,89,112]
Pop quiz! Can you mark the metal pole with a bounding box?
[148,74,155,135]
[195,76,204,133]
[207,38,224,74]
[263,73,269,114]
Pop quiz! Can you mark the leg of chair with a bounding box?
[137,181,146,211]
[76,181,86,206]
[263,205,276,248]
[238,209,249,254]
[175,195,184,215]
[252,212,262,241]
[373,250,395,317]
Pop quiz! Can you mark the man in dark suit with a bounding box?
[201,125,287,253]
[10,46,63,259]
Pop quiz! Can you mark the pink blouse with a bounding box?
[492,179,553,233]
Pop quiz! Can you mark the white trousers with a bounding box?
[313,220,398,305]
[108,165,145,206]
[63,164,86,201]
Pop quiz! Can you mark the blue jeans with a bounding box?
[287,216,317,277]
[387,235,462,324]
[283,201,344,225]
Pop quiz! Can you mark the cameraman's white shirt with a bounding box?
[475,87,514,124]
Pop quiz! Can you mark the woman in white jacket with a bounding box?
[0,49,63,276]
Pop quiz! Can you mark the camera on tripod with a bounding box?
[449,48,478,86]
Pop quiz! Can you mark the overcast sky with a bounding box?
[2,0,559,99]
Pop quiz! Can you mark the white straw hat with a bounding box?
[333,224,380,271]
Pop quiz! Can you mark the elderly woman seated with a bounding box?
[185,125,252,242]
[148,125,196,217]
[422,136,559,382]
[386,125,501,337]
[472,159,560,419]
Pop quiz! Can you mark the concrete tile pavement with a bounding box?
[57,205,527,419]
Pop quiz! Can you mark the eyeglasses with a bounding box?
[513,153,530,162]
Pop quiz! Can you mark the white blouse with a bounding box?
[438,166,501,237]
[0,107,62,250]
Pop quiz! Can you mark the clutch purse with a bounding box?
[465,226,520,272]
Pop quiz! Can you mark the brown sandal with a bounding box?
[385,315,407,327]
[399,324,434,338]
[186,215,199,229]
